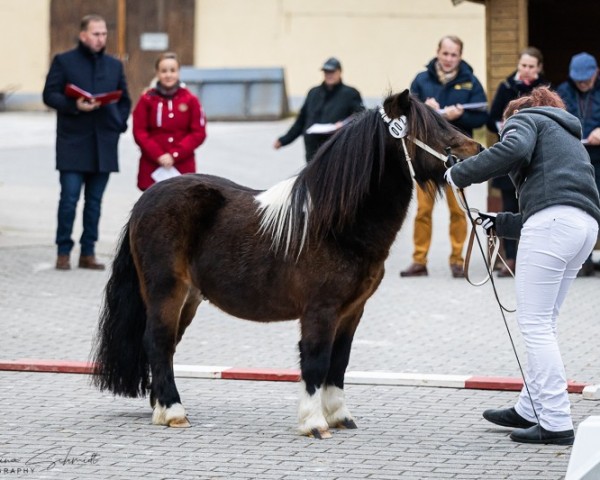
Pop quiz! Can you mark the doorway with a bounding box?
[49,0,195,101]
[528,0,600,86]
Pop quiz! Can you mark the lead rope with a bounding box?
[446,154,540,429]
[380,101,541,428]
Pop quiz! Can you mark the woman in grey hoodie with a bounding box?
[446,86,600,445]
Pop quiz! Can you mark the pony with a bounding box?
[92,89,481,438]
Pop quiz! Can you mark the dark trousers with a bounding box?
[501,187,519,260]
[56,171,110,256]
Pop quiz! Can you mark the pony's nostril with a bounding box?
[478,143,486,153]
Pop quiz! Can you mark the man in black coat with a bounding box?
[274,57,364,162]
[43,14,131,271]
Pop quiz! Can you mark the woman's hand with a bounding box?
[157,153,175,168]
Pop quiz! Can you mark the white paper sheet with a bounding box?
[151,166,181,183]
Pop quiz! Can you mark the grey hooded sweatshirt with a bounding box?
[450,106,600,238]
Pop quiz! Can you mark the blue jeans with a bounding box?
[56,171,110,256]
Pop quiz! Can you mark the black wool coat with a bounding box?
[43,42,132,173]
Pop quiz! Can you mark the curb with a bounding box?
[0,359,593,395]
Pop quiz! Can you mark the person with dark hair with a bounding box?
[274,57,364,162]
[401,35,487,279]
[132,52,207,191]
[446,86,600,445]
[487,47,549,277]
[557,52,600,276]
[43,14,131,271]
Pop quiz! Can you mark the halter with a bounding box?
[378,106,451,179]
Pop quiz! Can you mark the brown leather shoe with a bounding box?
[79,255,105,270]
[56,254,71,271]
[400,263,428,277]
[450,263,465,278]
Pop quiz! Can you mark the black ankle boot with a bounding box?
[482,407,536,429]
[510,424,574,445]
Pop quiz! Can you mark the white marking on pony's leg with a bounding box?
[297,381,330,438]
[321,385,356,429]
[152,402,190,428]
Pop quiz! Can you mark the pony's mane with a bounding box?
[255,108,389,256]
[255,93,452,256]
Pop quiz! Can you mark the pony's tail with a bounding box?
[91,223,149,398]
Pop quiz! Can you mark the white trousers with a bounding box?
[514,205,598,431]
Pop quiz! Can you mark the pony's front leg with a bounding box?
[322,317,362,430]
[297,318,335,439]
[144,303,190,428]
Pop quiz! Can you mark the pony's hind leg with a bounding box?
[144,282,195,428]
[297,311,337,439]
[149,288,202,411]
[322,313,362,430]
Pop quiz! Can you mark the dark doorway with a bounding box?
[528,0,600,87]
[50,0,195,102]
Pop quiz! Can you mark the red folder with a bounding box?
[65,83,122,106]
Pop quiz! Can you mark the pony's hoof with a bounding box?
[334,418,357,429]
[168,417,191,428]
[308,428,332,439]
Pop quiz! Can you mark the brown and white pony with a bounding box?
[92,90,481,438]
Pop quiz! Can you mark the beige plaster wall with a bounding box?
[0,0,485,107]
[194,0,486,102]
[0,0,50,95]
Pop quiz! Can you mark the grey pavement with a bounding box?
[0,111,599,479]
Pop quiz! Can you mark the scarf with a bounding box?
[155,81,181,98]
[435,61,459,85]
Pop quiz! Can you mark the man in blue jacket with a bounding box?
[401,35,487,279]
[557,52,600,276]
[43,14,131,271]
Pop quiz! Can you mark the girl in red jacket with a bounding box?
[133,52,207,191]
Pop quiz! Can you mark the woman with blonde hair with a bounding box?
[133,52,207,191]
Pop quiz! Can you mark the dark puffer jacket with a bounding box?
[410,58,487,137]
[557,78,600,163]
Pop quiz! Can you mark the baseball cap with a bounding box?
[321,57,342,72]
[569,52,598,82]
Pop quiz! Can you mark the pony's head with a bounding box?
[381,89,482,187]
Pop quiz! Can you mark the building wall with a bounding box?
[195,0,486,104]
[0,0,485,109]
[485,0,526,98]
[0,0,50,105]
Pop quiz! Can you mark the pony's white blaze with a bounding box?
[152,402,186,425]
[321,385,353,427]
[255,176,309,255]
[297,382,329,434]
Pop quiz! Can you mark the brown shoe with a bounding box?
[450,263,465,278]
[400,263,428,277]
[56,254,71,270]
[79,255,105,270]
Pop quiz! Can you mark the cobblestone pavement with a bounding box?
[0,111,598,479]
[0,372,586,480]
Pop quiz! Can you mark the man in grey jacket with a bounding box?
[446,86,600,445]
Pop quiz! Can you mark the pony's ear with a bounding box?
[398,89,411,110]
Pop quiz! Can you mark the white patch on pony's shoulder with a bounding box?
[255,176,296,210]
[255,176,309,255]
